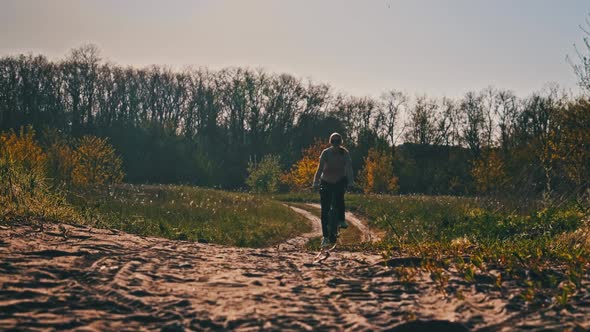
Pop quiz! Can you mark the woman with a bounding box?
[312,132,354,247]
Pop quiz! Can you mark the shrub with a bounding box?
[44,130,78,185]
[283,140,327,191]
[246,154,282,193]
[359,148,399,194]
[0,127,77,222]
[470,149,507,194]
[0,127,47,205]
[71,136,125,186]
[0,126,47,175]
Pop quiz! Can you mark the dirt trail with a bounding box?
[1,219,589,331]
[304,203,382,243]
[278,205,322,251]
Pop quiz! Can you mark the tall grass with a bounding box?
[69,184,311,247]
[0,128,80,224]
[0,159,80,224]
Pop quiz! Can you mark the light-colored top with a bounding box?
[313,146,354,187]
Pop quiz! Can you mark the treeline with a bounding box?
[1,45,589,196]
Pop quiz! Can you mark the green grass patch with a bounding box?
[276,192,589,306]
[69,184,311,248]
[276,193,584,246]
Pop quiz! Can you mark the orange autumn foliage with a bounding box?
[283,140,328,191]
[0,126,47,176]
[0,126,50,211]
[44,130,79,185]
[359,148,399,194]
[71,136,125,186]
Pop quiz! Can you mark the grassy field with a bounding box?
[276,191,589,306]
[68,184,311,247]
[275,192,584,247]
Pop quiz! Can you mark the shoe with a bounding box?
[339,220,348,229]
[321,237,332,248]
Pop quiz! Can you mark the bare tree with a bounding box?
[404,95,439,145]
[61,44,101,134]
[437,97,460,146]
[480,87,498,148]
[331,95,377,143]
[459,91,485,155]
[568,13,590,92]
[495,89,519,152]
[377,90,407,146]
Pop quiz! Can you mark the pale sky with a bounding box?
[0,0,588,98]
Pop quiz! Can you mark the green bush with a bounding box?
[246,155,283,193]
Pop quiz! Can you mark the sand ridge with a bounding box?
[1,216,589,331]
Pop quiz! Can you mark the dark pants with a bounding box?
[319,177,347,241]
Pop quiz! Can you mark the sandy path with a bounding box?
[1,221,589,331]
[279,205,322,251]
[305,203,382,243]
